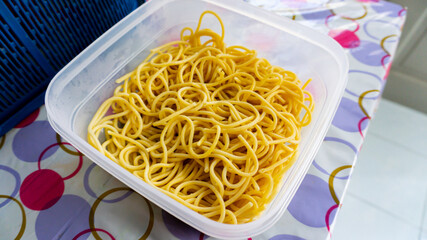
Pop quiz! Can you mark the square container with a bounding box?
[45,0,348,238]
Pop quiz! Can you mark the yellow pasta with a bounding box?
[88,10,314,224]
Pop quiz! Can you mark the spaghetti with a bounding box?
[88,10,314,224]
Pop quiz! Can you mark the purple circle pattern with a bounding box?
[371,1,402,17]
[346,70,382,99]
[324,137,357,153]
[35,195,91,240]
[162,210,204,240]
[350,40,385,66]
[363,19,400,41]
[332,97,368,132]
[0,165,21,208]
[288,174,335,228]
[312,161,349,180]
[83,163,133,203]
[301,9,331,20]
[270,234,306,240]
[12,121,59,162]
[313,137,357,179]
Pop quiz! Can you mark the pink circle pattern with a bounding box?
[14,108,40,128]
[20,169,64,211]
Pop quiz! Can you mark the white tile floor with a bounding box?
[332,99,427,240]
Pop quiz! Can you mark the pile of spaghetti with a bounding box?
[88,11,313,224]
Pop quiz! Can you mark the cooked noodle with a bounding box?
[88,10,314,224]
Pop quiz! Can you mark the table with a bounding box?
[0,0,406,239]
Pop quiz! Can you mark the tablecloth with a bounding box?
[0,0,406,239]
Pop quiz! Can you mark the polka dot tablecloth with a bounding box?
[0,0,405,239]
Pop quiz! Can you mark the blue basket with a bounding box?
[0,0,139,136]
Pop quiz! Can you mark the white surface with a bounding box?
[384,2,427,114]
[384,69,427,113]
[334,193,419,240]
[368,97,427,156]
[422,191,427,240]
[332,99,427,239]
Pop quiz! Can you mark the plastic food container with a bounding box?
[45,0,348,238]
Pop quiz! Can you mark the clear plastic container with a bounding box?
[45,0,348,238]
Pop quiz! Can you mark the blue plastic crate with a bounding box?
[0,0,139,136]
